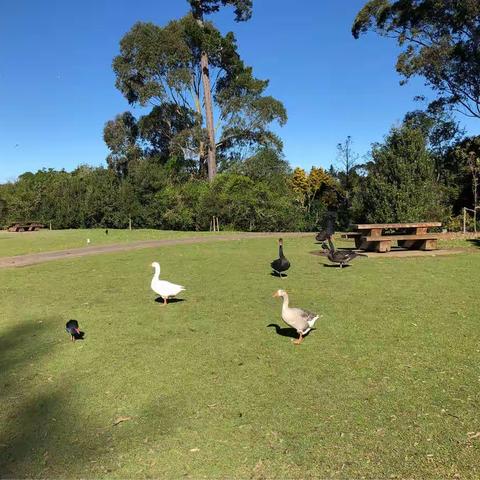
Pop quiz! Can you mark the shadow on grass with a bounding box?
[267,324,315,339]
[0,319,183,477]
[322,263,351,268]
[270,271,288,278]
[154,297,185,304]
[467,239,480,248]
[71,330,85,341]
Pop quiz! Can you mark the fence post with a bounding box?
[129,217,132,231]
[463,207,467,234]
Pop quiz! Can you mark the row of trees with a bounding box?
[1,118,478,231]
[0,149,340,231]
[0,0,478,231]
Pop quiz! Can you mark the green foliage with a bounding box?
[0,155,327,232]
[289,167,340,230]
[103,112,142,178]
[228,148,291,183]
[199,173,302,231]
[188,0,253,22]
[355,122,448,223]
[353,0,480,118]
[109,15,286,174]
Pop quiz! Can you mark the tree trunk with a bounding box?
[191,2,217,182]
[200,51,217,181]
[474,176,478,233]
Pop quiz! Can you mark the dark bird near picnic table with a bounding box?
[105,229,109,235]
[65,319,83,341]
[315,230,330,242]
[322,236,365,268]
[271,238,290,278]
[315,212,336,243]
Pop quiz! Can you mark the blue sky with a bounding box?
[0,0,478,182]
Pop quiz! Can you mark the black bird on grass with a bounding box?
[65,319,84,341]
[271,238,290,278]
[322,236,365,268]
[315,212,336,243]
[315,230,330,242]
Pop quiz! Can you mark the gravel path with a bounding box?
[0,232,313,269]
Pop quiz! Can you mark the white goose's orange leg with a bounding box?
[163,297,168,306]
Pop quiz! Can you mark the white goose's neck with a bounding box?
[281,293,289,310]
[153,264,161,280]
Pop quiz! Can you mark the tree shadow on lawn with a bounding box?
[0,319,183,477]
[267,324,315,339]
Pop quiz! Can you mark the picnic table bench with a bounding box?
[6,222,45,232]
[341,222,442,253]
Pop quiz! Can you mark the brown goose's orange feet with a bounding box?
[293,333,304,345]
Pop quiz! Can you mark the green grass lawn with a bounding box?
[0,228,476,260]
[0,229,224,258]
[1,236,480,478]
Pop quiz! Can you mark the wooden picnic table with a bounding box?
[6,222,45,232]
[342,222,442,253]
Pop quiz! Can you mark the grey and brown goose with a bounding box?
[272,289,319,345]
[322,236,364,268]
[271,238,290,278]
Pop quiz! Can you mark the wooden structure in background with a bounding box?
[6,222,45,232]
[342,222,441,253]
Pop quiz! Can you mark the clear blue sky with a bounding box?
[0,0,478,183]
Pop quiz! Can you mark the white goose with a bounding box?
[272,289,319,344]
[150,262,185,305]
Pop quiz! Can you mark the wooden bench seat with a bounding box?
[354,222,441,229]
[363,234,438,241]
[361,234,438,252]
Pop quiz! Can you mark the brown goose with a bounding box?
[272,289,318,345]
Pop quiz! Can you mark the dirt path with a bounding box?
[0,232,313,269]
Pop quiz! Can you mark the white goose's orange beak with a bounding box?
[272,291,279,298]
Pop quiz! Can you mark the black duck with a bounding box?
[322,236,365,268]
[271,238,290,278]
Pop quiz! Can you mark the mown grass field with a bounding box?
[1,234,480,478]
[0,229,224,258]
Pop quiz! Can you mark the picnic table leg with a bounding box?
[369,228,383,237]
[400,227,432,249]
[358,228,382,250]
[375,240,391,253]
[420,239,437,251]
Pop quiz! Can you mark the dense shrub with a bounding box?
[355,124,449,223]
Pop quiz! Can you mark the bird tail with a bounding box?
[307,315,319,328]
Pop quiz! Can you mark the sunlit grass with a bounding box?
[0,229,225,258]
[1,236,479,478]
